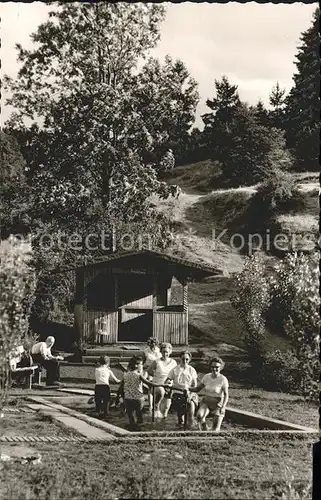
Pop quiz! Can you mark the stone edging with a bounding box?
[26,396,129,436]
[57,388,318,433]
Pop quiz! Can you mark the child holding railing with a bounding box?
[120,355,154,430]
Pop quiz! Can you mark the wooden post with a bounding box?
[152,275,157,310]
[114,275,119,309]
[152,276,157,338]
[183,390,188,431]
[182,279,188,312]
[83,273,88,344]
[152,385,155,423]
[182,278,188,345]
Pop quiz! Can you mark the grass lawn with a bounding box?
[188,301,290,355]
[228,388,318,429]
[188,301,245,350]
[0,434,313,499]
[188,276,236,303]
[1,399,78,438]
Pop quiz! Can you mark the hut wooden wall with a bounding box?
[153,311,188,345]
[83,310,118,344]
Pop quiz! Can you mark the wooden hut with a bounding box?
[73,250,220,346]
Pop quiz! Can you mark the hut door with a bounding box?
[118,309,152,343]
[117,274,153,343]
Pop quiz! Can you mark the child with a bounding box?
[187,356,229,432]
[94,356,121,418]
[121,355,153,430]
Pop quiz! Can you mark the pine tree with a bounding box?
[285,8,319,170]
[201,82,292,185]
[202,76,240,129]
[269,82,286,129]
[254,100,270,127]
[201,76,240,160]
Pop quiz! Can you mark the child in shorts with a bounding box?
[94,356,121,418]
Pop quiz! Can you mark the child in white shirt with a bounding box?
[94,356,120,417]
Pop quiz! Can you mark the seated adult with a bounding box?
[165,350,198,429]
[148,342,177,419]
[9,345,37,387]
[142,337,161,414]
[31,336,63,386]
[188,356,229,432]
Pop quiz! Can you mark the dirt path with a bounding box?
[190,300,231,306]
[151,192,204,226]
[210,182,319,196]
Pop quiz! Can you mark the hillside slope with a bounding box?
[152,161,318,365]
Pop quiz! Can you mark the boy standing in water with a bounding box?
[94,356,121,418]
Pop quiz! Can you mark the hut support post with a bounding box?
[182,279,188,312]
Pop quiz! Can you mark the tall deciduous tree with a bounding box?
[0,131,30,238]
[285,8,319,170]
[4,3,200,326]
[5,3,198,227]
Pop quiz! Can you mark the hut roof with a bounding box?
[52,249,221,280]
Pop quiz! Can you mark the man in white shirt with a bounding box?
[31,336,63,386]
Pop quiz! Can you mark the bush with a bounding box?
[255,168,299,214]
[232,252,320,400]
[260,349,302,393]
[231,254,270,361]
[0,237,36,404]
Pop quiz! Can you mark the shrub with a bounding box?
[269,252,320,399]
[231,254,270,361]
[255,168,299,214]
[260,349,302,393]
[0,237,36,405]
[232,252,320,400]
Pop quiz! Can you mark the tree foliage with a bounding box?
[0,131,30,238]
[285,8,319,170]
[5,3,198,223]
[202,78,292,184]
[0,237,36,404]
[232,252,320,399]
[269,81,286,129]
[3,3,200,327]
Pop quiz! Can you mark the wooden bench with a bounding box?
[10,365,41,389]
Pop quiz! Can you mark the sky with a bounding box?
[0,2,317,129]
